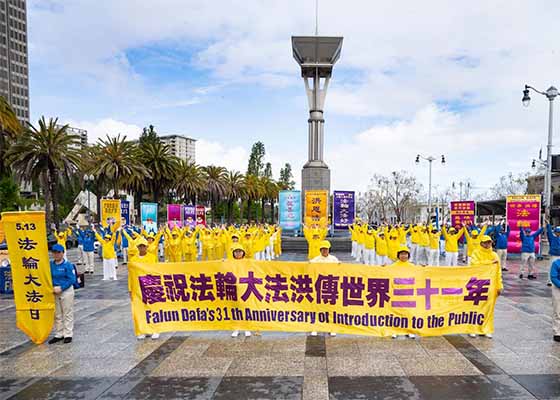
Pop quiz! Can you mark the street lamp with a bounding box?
[416,154,445,220]
[522,84,558,219]
[84,174,94,223]
[452,181,471,201]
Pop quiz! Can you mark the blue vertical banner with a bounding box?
[121,200,130,225]
[279,190,301,230]
[333,191,355,230]
[140,202,158,233]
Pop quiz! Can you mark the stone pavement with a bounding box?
[0,250,559,400]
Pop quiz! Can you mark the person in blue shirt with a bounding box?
[80,227,96,274]
[48,244,77,344]
[550,259,560,342]
[520,226,544,280]
[546,219,560,287]
[493,222,510,272]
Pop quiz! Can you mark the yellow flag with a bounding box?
[100,199,121,228]
[1,211,55,344]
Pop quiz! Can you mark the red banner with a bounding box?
[196,205,206,226]
[506,195,541,254]
[450,201,475,227]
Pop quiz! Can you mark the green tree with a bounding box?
[174,160,206,204]
[139,124,159,145]
[203,165,228,224]
[140,141,178,204]
[7,117,81,226]
[0,96,22,177]
[279,163,295,190]
[0,175,21,211]
[243,173,263,223]
[247,141,265,176]
[91,134,150,199]
[224,171,245,224]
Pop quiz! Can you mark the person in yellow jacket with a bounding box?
[53,227,72,251]
[94,222,120,281]
[416,225,430,265]
[390,245,416,339]
[349,222,358,258]
[363,228,376,265]
[164,227,183,262]
[274,226,282,257]
[409,224,420,264]
[121,228,141,261]
[469,235,503,339]
[386,227,401,262]
[303,224,325,260]
[376,231,389,266]
[242,232,255,259]
[464,222,488,265]
[427,225,441,266]
[128,238,159,340]
[146,229,164,261]
[230,244,253,338]
[200,229,216,261]
[181,229,198,262]
[443,225,464,266]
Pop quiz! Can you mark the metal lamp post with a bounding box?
[452,181,471,201]
[523,84,558,219]
[416,154,445,220]
[84,174,94,223]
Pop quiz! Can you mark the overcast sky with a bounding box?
[27,0,560,197]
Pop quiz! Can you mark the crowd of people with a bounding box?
[45,216,560,345]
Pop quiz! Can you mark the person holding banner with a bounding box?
[469,235,503,339]
[520,226,543,280]
[546,218,560,287]
[391,246,416,339]
[311,241,338,337]
[550,259,560,342]
[230,244,253,338]
[48,244,77,344]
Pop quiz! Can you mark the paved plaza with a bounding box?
[0,250,559,400]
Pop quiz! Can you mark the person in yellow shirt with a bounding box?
[349,222,358,258]
[390,245,416,339]
[181,229,198,262]
[464,223,488,265]
[469,235,502,339]
[94,222,120,281]
[53,227,72,251]
[242,232,255,259]
[427,225,441,266]
[363,228,376,265]
[121,227,141,261]
[386,227,401,262]
[376,231,389,266]
[443,225,464,266]
[274,226,282,257]
[416,225,429,265]
[165,227,183,262]
[303,224,325,260]
[230,244,253,338]
[409,224,420,264]
[128,238,159,340]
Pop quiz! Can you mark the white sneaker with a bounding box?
[391,334,397,339]
[485,334,493,339]
[136,335,146,340]
[311,331,318,336]
[330,332,337,337]
[151,333,160,339]
[408,334,416,339]
[469,334,476,338]
[231,330,239,338]
[244,331,252,337]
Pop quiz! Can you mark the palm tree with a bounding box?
[91,134,150,199]
[243,174,263,223]
[174,160,206,204]
[7,117,81,226]
[224,171,245,224]
[265,179,279,223]
[203,165,227,224]
[140,141,178,204]
[0,96,22,177]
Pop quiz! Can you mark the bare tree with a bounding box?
[488,172,529,199]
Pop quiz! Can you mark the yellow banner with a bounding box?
[1,211,55,344]
[100,199,121,228]
[0,219,5,243]
[506,194,541,202]
[305,190,328,224]
[129,261,499,337]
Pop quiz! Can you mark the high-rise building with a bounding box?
[56,124,88,149]
[160,134,196,162]
[0,0,29,124]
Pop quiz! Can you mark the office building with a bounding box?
[160,134,196,162]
